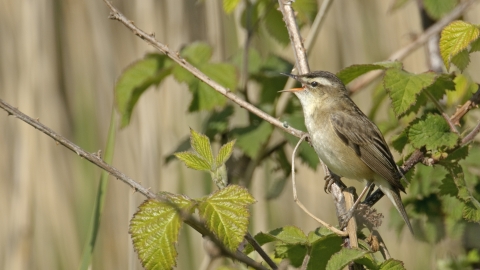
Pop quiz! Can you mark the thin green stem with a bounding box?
[79,106,117,270]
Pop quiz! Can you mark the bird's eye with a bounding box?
[310,81,319,87]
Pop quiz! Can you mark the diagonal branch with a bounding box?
[0,98,268,270]
[102,0,305,141]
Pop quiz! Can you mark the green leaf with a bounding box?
[180,42,213,66]
[202,63,237,91]
[470,36,480,52]
[197,185,255,251]
[384,69,437,117]
[223,0,241,14]
[190,129,214,166]
[337,61,401,85]
[355,256,379,270]
[233,121,273,159]
[268,226,308,244]
[450,49,471,71]
[275,243,307,267]
[408,114,459,150]
[425,73,456,100]
[215,140,236,168]
[189,82,227,112]
[292,0,318,24]
[171,63,195,84]
[440,21,480,70]
[325,248,369,270]
[173,43,237,112]
[130,195,194,270]
[271,227,310,266]
[115,54,172,127]
[264,8,290,45]
[391,129,408,153]
[424,0,457,20]
[439,175,458,197]
[441,145,469,164]
[174,152,211,171]
[187,62,236,112]
[307,234,343,270]
[203,105,234,138]
[379,259,406,270]
[463,202,480,222]
[444,164,480,213]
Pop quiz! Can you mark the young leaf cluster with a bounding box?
[130,130,255,270]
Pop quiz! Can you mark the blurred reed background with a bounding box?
[1,0,479,269]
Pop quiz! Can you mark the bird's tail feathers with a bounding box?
[381,187,414,235]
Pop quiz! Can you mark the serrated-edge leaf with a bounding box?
[215,140,236,168]
[463,202,480,222]
[130,196,194,270]
[264,8,290,45]
[198,185,255,251]
[190,129,214,167]
[470,36,480,52]
[267,226,308,245]
[325,248,369,270]
[174,152,211,171]
[337,64,386,85]
[444,164,480,212]
[438,175,458,197]
[451,49,471,71]
[379,258,406,270]
[384,69,437,117]
[408,114,459,150]
[440,20,480,70]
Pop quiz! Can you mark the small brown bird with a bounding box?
[282,70,413,234]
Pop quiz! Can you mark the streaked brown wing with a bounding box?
[330,110,405,193]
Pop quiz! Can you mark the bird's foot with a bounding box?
[324,173,345,193]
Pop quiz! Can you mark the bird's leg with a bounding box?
[323,167,346,193]
[365,182,376,198]
[339,182,374,229]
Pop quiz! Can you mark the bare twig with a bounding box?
[279,0,334,92]
[244,233,278,269]
[0,99,267,270]
[277,0,309,74]
[451,86,480,126]
[462,121,480,145]
[349,0,477,93]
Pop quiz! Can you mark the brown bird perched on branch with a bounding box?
[282,70,413,234]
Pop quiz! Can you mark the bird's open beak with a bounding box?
[279,72,304,93]
[279,87,304,93]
